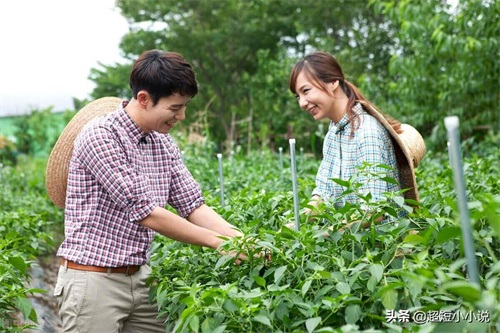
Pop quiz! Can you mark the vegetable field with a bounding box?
[1,131,499,332]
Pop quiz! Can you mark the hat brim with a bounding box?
[358,101,426,205]
[45,97,122,208]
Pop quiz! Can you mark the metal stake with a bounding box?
[444,116,480,286]
[217,153,225,206]
[279,147,283,170]
[289,139,300,231]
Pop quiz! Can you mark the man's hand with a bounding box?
[218,236,271,265]
[218,248,248,265]
[284,221,298,230]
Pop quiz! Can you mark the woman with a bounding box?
[289,51,425,226]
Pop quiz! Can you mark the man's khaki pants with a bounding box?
[54,264,166,333]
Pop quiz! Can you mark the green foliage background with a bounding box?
[1,0,497,156]
[144,133,500,332]
[1,131,499,332]
[85,0,499,152]
[0,157,63,331]
[0,0,499,332]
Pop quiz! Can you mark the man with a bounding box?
[46,50,243,332]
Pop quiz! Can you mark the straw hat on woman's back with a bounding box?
[359,100,426,204]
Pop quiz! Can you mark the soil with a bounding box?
[19,255,62,333]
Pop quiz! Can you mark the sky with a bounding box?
[0,0,129,117]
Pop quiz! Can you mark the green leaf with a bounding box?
[239,290,265,299]
[403,234,424,245]
[201,318,215,333]
[317,270,331,279]
[437,322,474,333]
[212,326,227,333]
[336,282,350,295]
[5,230,18,241]
[307,261,325,271]
[436,226,461,243]
[380,289,398,309]
[370,264,384,282]
[485,199,500,237]
[274,266,287,284]
[381,176,399,185]
[442,281,481,302]
[253,275,266,287]
[345,304,362,324]
[302,280,312,297]
[26,288,47,294]
[214,254,233,270]
[201,318,214,333]
[180,296,194,306]
[367,276,378,292]
[15,297,33,320]
[275,301,289,320]
[393,195,405,207]
[331,178,350,188]
[252,315,272,327]
[416,250,429,261]
[377,164,393,170]
[222,299,239,312]
[383,322,403,332]
[156,290,168,308]
[316,328,336,333]
[256,240,280,252]
[188,315,200,332]
[306,317,322,333]
[9,255,27,275]
[28,306,38,322]
[383,206,398,217]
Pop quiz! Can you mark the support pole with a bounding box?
[279,147,283,170]
[217,153,225,207]
[289,139,300,231]
[444,116,480,286]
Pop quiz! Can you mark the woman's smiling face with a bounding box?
[294,71,338,122]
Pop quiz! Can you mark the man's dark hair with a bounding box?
[130,50,198,105]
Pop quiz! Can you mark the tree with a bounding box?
[88,62,132,100]
[89,0,400,152]
[370,0,500,148]
[116,0,299,150]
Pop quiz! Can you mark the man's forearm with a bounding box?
[187,204,243,237]
[139,206,224,249]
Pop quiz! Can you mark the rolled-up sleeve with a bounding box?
[166,142,205,217]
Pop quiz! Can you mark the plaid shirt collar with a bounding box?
[335,102,364,134]
[118,100,150,144]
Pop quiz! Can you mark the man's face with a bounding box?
[144,93,191,134]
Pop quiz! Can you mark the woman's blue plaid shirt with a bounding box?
[312,103,400,208]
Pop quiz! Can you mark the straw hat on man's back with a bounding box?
[46,97,122,208]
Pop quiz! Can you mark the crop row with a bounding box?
[1,133,499,332]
